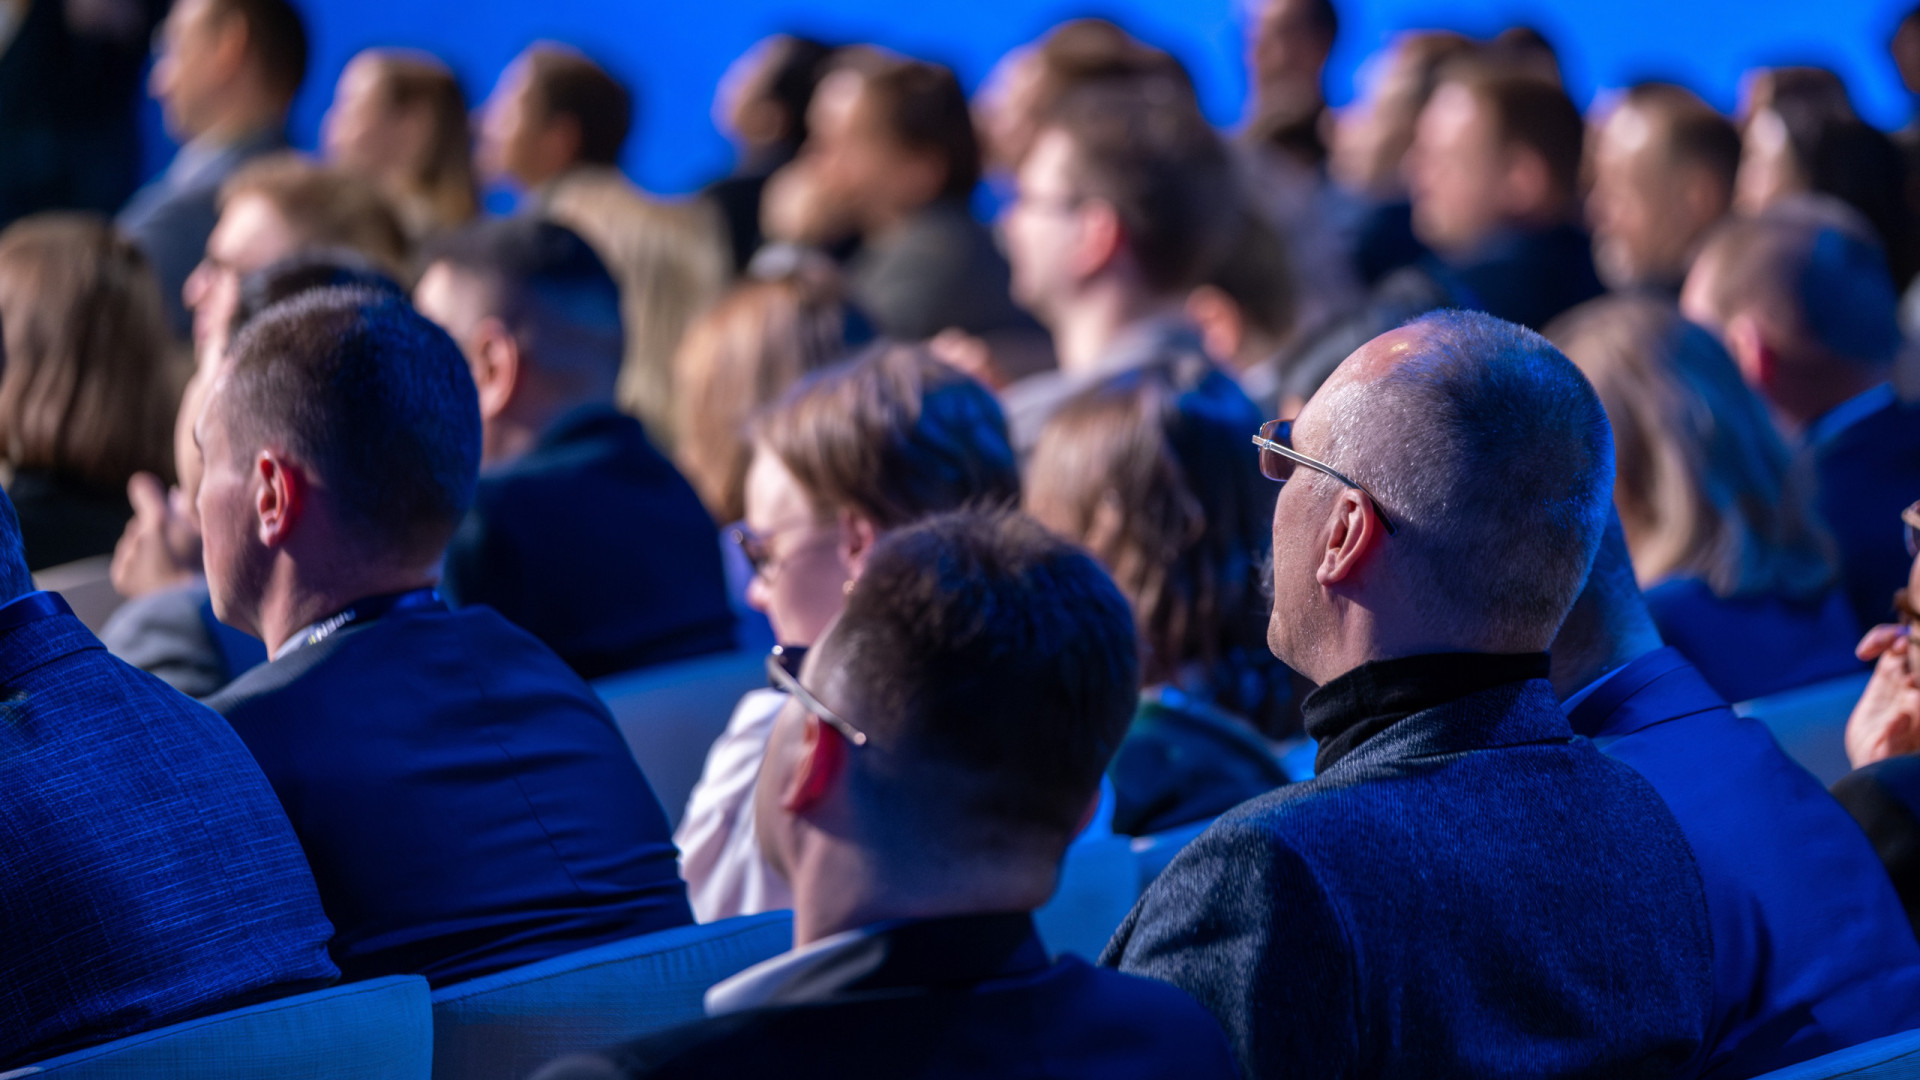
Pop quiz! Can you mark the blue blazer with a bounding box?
[442,405,734,681]
[0,594,336,1069]
[1569,647,1920,1078]
[1643,577,1864,703]
[1104,677,1714,1079]
[1811,392,1920,632]
[206,600,693,986]
[534,913,1237,1080]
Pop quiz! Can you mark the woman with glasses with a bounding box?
[1547,294,1861,702]
[676,343,1019,922]
[1026,358,1292,836]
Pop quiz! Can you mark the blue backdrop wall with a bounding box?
[144,0,1920,196]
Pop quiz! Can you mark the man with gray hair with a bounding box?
[1104,309,1716,1078]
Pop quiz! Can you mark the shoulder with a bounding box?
[1835,755,1920,816]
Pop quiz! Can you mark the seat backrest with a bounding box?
[429,910,792,1080]
[595,649,769,829]
[1034,833,1139,961]
[0,975,431,1080]
[1734,672,1872,786]
[31,557,121,634]
[1131,817,1216,892]
[1743,1027,1920,1079]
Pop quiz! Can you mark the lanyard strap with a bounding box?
[0,591,72,636]
[281,588,443,658]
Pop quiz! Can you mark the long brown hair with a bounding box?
[360,50,480,236]
[0,214,181,490]
[1547,294,1836,601]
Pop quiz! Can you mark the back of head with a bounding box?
[1324,310,1614,650]
[735,35,835,150]
[1026,360,1283,727]
[757,344,1019,529]
[523,44,633,168]
[1546,294,1836,601]
[825,509,1139,860]
[858,58,981,201]
[1444,63,1585,205]
[221,155,411,279]
[210,0,308,105]
[230,249,406,343]
[218,288,480,564]
[0,214,178,492]
[424,217,624,390]
[1041,79,1237,295]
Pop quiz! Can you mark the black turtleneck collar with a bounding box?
[1304,652,1551,775]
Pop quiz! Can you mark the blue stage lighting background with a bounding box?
[142,0,1920,196]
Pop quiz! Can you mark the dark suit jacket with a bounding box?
[206,600,693,986]
[1833,755,1920,938]
[1433,221,1605,331]
[99,577,265,698]
[1109,690,1290,836]
[534,913,1237,1080]
[1643,577,1863,703]
[0,593,336,1069]
[442,405,734,681]
[6,467,131,571]
[849,198,1034,340]
[1569,648,1920,1078]
[1808,392,1920,632]
[1104,675,1714,1079]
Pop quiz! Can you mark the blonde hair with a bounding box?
[222,154,411,280]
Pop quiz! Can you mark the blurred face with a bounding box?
[1735,107,1805,214]
[741,449,852,647]
[182,192,302,364]
[1002,128,1086,324]
[478,56,560,187]
[803,71,933,228]
[149,0,232,141]
[1589,103,1711,290]
[975,45,1044,174]
[1406,83,1508,255]
[193,380,268,635]
[1329,47,1418,197]
[1248,0,1332,102]
[322,56,412,184]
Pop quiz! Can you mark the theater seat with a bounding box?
[1035,833,1139,960]
[1734,672,1872,786]
[594,649,769,830]
[429,911,792,1080]
[0,975,431,1079]
[1743,1027,1920,1078]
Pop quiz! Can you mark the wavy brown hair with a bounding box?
[0,214,181,491]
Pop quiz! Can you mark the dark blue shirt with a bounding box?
[207,599,693,986]
[1430,221,1605,331]
[1643,576,1863,703]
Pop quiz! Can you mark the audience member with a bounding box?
[1185,207,1297,405]
[999,79,1239,452]
[1587,83,1741,295]
[119,0,307,336]
[706,35,835,272]
[478,41,633,204]
[1683,198,1920,631]
[0,482,337,1069]
[416,217,735,678]
[0,214,180,571]
[536,510,1238,1080]
[1026,360,1290,835]
[671,264,854,524]
[197,289,692,984]
[677,344,1019,922]
[1106,310,1716,1077]
[1243,0,1337,170]
[101,251,403,697]
[1404,64,1604,329]
[1547,294,1860,701]
[321,48,479,241]
[1550,515,1920,1077]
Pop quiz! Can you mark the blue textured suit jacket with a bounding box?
[1642,577,1863,703]
[1569,647,1920,1078]
[0,594,336,1069]
[206,600,693,986]
[1103,676,1714,1079]
[442,405,734,681]
[535,913,1237,1080]
[1811,392,1920,632]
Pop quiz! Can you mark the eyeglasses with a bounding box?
[764,652,869,747]
[1903,500,1920,558]
[730,520,831,583]
[1251,419,1399,536]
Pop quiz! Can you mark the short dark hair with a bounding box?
[422,217,624,382]
[523,45,633,167]
[229,249,405,343]
[208,0,308,103]
[1044,80,1238,294]
[757,343,1020,529]
[859,59,981,201]
[824,509,1139,853]
[219,289,481,563]
[1622,83,1740,199]
[1446,66,1585,199]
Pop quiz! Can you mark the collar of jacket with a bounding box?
[759,911,1049,1009]
[1304,651,1552,774]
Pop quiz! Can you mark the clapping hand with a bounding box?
[1844,620,1920,769]
[108,472,204,601]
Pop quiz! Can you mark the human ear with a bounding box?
[1186,284,1246,367]
[839,511,881,577]
[1315,488,1381,587]
[469,317,522,421]
[1075,199,1125,279]
[1724,314,1775,390]
[781,714,849,814]
[253,451,305,549]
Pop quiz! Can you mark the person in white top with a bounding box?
[675,342,1021,922]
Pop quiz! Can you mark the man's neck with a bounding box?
[255,564,439,657]
[787,842,1053,947]
[1049,286,1191,377]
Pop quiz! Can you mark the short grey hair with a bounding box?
[1318,310,1615,649]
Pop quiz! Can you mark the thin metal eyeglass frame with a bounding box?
[765,653,870,747]
[1251,419,1399,536]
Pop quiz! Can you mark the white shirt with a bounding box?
[675,688,794,923]
[702,924,875,1016]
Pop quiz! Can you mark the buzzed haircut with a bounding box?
[219,289,481,564]
[1623,82,1741,199]
[858,59,981,201]
[422,217,624,383]
[826,509,1140,852]
[207,0,308,102]
[1694,198,1902,370]
[221,155,410,277]
[1445,65,1585,199]
[229,249,405,342]
[1321,309,1614,648]
[523,45,633,167]
[1043,79,1238,295]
